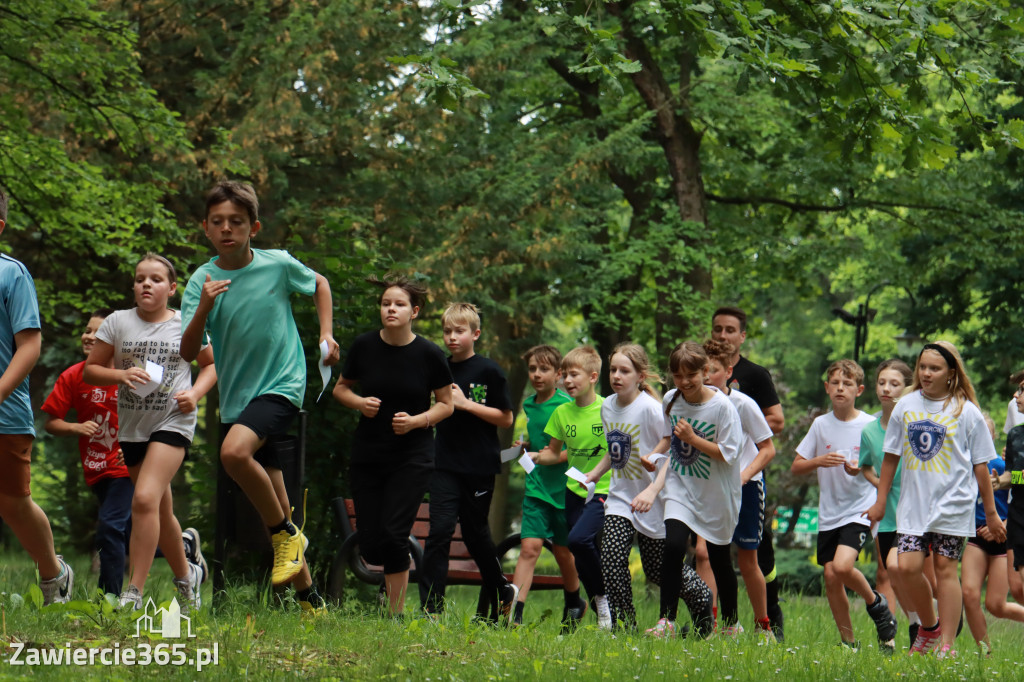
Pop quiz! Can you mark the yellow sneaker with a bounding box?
[300,598,327,618]
[271,528,308,585]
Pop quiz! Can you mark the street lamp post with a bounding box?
[832,281,916,363]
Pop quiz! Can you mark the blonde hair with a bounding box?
[911,341,978,418]
[441,302,481,331]
[610,343,662,399]
[825,359,864,385]
[562,345,601,377]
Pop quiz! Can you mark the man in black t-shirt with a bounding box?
[711,306,786,639]
[419,303,519,620]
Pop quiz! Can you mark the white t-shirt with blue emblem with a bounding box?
[661,388,743,545]
[728,389,774,482]
[884,390,996,537]
[601,391,671,538]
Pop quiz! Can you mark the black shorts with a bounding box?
[967,533,1007,557]
[220,394,299,469]
[817,522,870,565]
[877,531,897,563]
[121,431,191,468]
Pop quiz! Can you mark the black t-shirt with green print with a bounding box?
[435,354,513,475]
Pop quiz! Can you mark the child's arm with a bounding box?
[791,450,845,475]
[0,329,40,404]
[532,438,567,466]
[583,454,611,485]
[864,452,900,522]
[180,275,227,363]
[312,272,340,366]
[450,383,514,428]
[83,340,150,389]
[44,415,99,438]
[861,465,880,488]
[174,345,217,414]
[640,436,671,472]
[741,437,775,485]
[393,384,454,435]
[632,457,670,512]
[975,461,1007,543]
[333,377,381,418]
[673,419,724,461]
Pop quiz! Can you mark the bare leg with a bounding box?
[873,539,897,615]
[897,550,935,626]
[512,538,543,602]
[126,443,185,593]
[220,424,284,526]
[984,554,1024,622]
[0,494,60,578]
[933,555,962,648]
[824,560,854,642]
[385,570,409,615]
[961,543,989,647]
[737,547,767,620]
[1007,550,1024,603]
[885,547,911,617]
[553,544,580,592]
[695,536,717,606]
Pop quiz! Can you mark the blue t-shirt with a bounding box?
[181,249,316,423]
[0,255,39,435]
[975,456,1009,526]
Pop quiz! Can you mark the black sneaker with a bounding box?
[498,583,520,623]
[866,591,897,646]
[767,602,785,643]
[908,622,920,650]
[560,596,588,634]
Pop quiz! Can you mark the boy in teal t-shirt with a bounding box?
[535,346,612,628]
[510,346,582,628]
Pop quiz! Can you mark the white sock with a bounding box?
[908,611,921,625]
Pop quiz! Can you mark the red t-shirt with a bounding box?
[41,361,127,486]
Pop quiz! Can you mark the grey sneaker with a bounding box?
[595,594,612,630]
[173,562,202,614]
[119,585,143,611]
[182,527,208,584]
[40,556,73,605]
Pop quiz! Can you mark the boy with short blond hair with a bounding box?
[0,187,74,604]
[419,302,519,618]
[510,345,585,628]
[792,358,897,651]
[534,345,612,627]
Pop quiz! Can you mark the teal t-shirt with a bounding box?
[522,389,572,508]
[181,249,316,423]
[544,396,610,499]
[859,416,901,533]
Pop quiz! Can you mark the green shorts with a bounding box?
[521,494,569,545]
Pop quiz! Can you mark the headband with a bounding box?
[920,343,957,370]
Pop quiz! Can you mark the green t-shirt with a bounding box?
[522,389,572,508]
[859,416,901,533]
[181,249,316,423]
[544,396,610,499]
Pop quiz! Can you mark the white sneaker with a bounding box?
[182,527,208,584]
[173,562,202,613]
[595,595,612,630]
[40,556,74,605]
[119,585,143,611]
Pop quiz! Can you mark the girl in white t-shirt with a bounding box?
[642,341,742,638]
[866,341,1006,657]
[583,344,711,631]
[85,254,216,612]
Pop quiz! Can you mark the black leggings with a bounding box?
[660,519,714,622]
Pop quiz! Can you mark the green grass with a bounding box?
[2,553,1023,680]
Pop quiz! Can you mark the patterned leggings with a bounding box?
[601,514,711,628]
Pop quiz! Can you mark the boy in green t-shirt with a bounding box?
[510,345,585,628]
[534,346,612,628]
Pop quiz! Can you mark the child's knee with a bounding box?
[518,539,542,561]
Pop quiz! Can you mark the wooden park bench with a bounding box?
[326,497,566,608]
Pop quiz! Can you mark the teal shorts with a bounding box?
[521,494,569,546]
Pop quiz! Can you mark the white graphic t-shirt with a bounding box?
[728,389,774,482]
[795,410,876,532]
[96,309,196,443]
[661,388,743,545]
[601,391,671,538]
[884,390,996,536]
